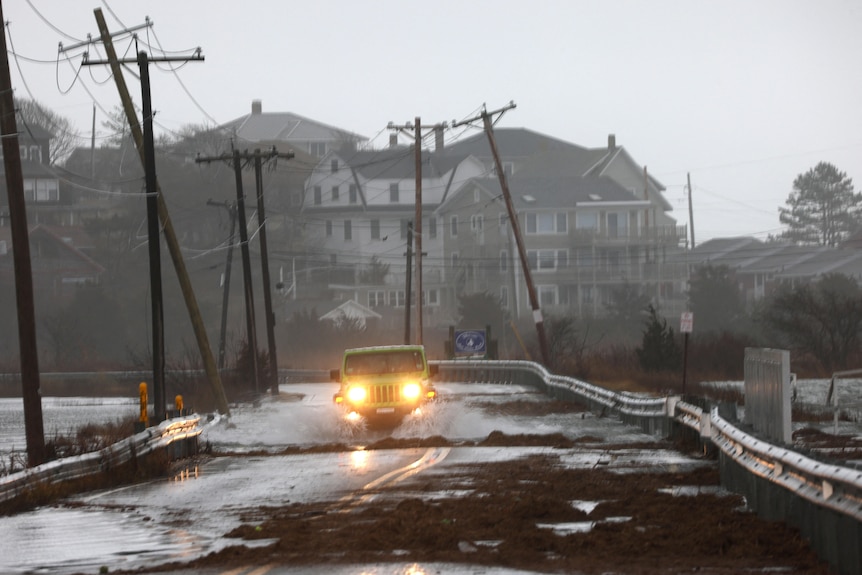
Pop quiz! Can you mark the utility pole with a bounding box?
[453,102,552,368]
[82,9,230,416]
[197,148,291,395]
[253,150,285,396]
[388,119,446,346]
[403,220,413,344]
[0,0,45,466]
[687,172,696,250]
[208,199,237,370]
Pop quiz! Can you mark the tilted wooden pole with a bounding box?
[93,9,229,415]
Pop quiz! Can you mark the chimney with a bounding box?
[389,133,399,148]
[434,125,445,152]
[608,134,616,150]
[251,100,262,115]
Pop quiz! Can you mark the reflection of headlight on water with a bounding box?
[405,565,427,575]
[402,382,421,399]
[346,386,367,402]
[346,411,362,422]
[350,449,369,470]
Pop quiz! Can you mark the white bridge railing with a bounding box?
[0,415,201,505]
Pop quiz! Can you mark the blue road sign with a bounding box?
[454,329,487,355]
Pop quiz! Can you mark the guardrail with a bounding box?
[0,415,201,506]
[434,359,862,575]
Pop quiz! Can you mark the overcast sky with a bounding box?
[4,0,862,243]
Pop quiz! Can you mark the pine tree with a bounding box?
[636,305,681,372]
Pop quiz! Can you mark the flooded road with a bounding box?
[0,381,675,574]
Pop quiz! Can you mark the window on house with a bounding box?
[330,253,337,266]
[291,192,302,207]
[556,250,568,269]
[471,214,483,232]
[576,212,599,229]
[400,219,409,240]
[313,186,322,205]
[349,184,358,204]
[450,215,458,237]
[527,249,563,271]
[582,285,594,304]
[492,162,514,177]
[424,289,439,306]
[451,252,459,269]
[577,248,595,268]
[331,186,340,201]
[371,219,380,240]
[500,250,508,272]
[23,179,34,201]
[499,213,508,235]
[607,212,628,237]
[344,220,352,241]
[538,285,558,306]
[429,216,437,239]
[331,159,339,173]
[368,290,386,308]
[389,183,399,203]
[35,179,59,202]
[325,220,332,237]
[30,146,41,163]
[500,286,509,309]
[526,212,566,234]
[389,290,406,307]
[309,142,326,157]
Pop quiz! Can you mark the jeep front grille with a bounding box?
[370,384,401,404]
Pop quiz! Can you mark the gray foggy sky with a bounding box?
[4,0,862,243]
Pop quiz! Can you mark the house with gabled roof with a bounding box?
[436,173,687,320]
[298,144,485,329]
[0,123,64,227]
[219,100,367,158]
[0,224,104,308]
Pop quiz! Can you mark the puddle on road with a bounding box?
[537,516,632,535]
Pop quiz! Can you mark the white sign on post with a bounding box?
[680,311,694,333]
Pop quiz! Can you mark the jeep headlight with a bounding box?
[346,385,367,403]
[402,382,422,400]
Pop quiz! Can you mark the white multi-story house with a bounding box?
[297,128,687,329]
[436,174,687,320]
[300,145,485,328]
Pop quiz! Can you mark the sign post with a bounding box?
[680,312,693,395]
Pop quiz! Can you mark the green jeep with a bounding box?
[331,345,438,421]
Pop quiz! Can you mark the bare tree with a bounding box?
[759,273,862,371]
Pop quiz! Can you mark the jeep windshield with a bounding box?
[345,350,425,376]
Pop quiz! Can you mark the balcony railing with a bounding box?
[571,224,688,246]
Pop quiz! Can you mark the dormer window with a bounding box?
[30,145,41,163]
[331,159,339,173]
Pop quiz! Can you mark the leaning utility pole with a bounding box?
[84,9,230,416]
[0,0,45,466]
[453,102,551,367]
